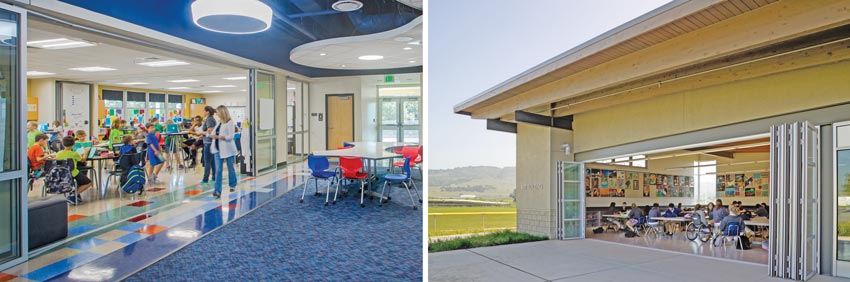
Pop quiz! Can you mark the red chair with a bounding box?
[392,146,420,173]
[340,156,370,208]
[413,146,423,179]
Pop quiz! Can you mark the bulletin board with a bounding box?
[585,168,694,198]
[59,82,91,136]
[227,106,247,124]
[715,171,770,198]
[27,97,37,121]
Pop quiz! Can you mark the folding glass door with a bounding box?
[286,78,309,163]
[0,3,25,270]
[251,70,276,174]
[558,162,585,240]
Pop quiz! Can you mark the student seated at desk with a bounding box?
[75,130,100,145]
[755,203,769,217]
[712,199,730,228]
[663,203,679,235]
[692,203,710,228]
[664,203,677,217]
[605,202,623,231]
[56,136,92,204]
[674,203,683,215]
[625,203,644,232]
[108,122,124,150]
[717,207,744,236]
[27,121,43,148]
[28,134,55,177]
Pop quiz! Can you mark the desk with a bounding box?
[651,217,691,237]
[312,142,410,204]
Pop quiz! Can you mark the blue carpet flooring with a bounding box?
[124,178,423,281]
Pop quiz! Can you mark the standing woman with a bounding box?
[200,106,217,183]
[210,105,238,198]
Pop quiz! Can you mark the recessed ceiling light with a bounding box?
[403,47,412,50]
[407,40,421,46]
[167,87,191,90]
[191,0,273,34]
[331,0,363,12]
[408,60,416,63]
[358,55,383,61]
[137,60,190,67]
[26,71,55,76]
[222,76,246,80]
[210,85,236,88]
[319,53,327,56]
[68,66,115,72]
[28,38,96,49]
[240,89,247,92]
[287,87,296,90]
[394,36,414,42]
[118,82,149,85]
[167,79,199,83]
[202,90,222,93]
[340,64,347,68]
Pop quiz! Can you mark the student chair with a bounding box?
[716,222,743,250]
[392,146,420,173]
[336,142,355,150]
[644,216,662,238]
[43,159,80,205]
[412,145,423,179]
[106,151,144,200]
[379,157,420,210]
[340,156,370,208]
[303,155,339,206]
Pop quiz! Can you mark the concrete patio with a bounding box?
[429,239,850,282]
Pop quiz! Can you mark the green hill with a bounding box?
[429,166,516,199]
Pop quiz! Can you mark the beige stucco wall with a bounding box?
[573,59,850,154]
[516,123,572,239]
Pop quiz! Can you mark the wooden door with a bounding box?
[326,94,354,149]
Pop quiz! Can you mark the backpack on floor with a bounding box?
[121,164,146,194]
[43,159,74,194]
[625,231,638,238]
[593,227,604,234]
[736,235,752,250]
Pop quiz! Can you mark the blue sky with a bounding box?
[428,0,672,169]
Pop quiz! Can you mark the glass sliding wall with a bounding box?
[166,94,183,122]
[286,78,309,163]
[148,93,165,121]
[0,3,25,269]
[252,70,276,173]
[101,89,123,124]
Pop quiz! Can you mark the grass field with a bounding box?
[428,206,517,237]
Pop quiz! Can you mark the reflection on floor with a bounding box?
[5,163,305,281]
[5,162,423,281]
[587,229,768,265]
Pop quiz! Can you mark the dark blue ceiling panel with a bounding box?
[56,0,422,77]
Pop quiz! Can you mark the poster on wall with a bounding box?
[61,82,91,136]
[643,183,651,197]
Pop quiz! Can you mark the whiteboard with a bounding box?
[61,82,91,136]
[259,98,274,130]
[227,106,247,124]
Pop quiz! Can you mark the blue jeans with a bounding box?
[214,153,237,194]
[202,143,216,182]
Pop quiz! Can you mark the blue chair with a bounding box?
[303,155,339,205]
[378,157,420,210]
[715,222,743,249]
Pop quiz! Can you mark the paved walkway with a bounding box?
[429,239,850,282]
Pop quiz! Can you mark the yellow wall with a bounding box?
[573,59,850,153]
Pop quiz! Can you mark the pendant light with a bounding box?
[191,0,273,34]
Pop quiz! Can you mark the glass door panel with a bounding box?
[0,4,24,269]
[254,71,275,173]
[560,162,584,240]
[286,78,308,163]
[402,100,419,125]
[379,97,421,144]
[381,101,398,125]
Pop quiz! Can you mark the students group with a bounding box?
[607,199,769,237]
[25,105,241,205]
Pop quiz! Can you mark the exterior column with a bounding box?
[515,123,573,239]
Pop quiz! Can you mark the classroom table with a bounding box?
[88,154,119,198]
[162,131,191,172]
[312,142,411,204]
[651,217,691,237]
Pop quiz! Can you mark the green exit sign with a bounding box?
[384,75,394,83]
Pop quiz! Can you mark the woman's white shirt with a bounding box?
[209,120,238,158]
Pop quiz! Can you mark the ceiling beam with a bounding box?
[486,119,517,134]
[514,111,573,130]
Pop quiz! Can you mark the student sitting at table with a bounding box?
[717,206,745,238]
[674,203,683,215]
[56,136,92,204]
[712,199,730,228]
[28,134,55,178]
[755,203,768,217]
[621,201,629,213]
[706,202,716,221]
[108,121,124,150]
[692,203,710,230]
[75,130,100,145]
[605,202,624,231]
[182,116,203,168]
[663,203,679,235]
[625,203,644,232]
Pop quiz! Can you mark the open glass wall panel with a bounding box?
[0,5,23,269]
[286,78,308,163]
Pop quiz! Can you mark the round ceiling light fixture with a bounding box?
[191,0,273,34]
[332,0,363,12]
[358,55,384,61]
[394,36,414,42]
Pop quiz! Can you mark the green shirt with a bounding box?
[27,130,42,148]
[155,123,164,133]
[56,149,82,177]
[109,129,125,149]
